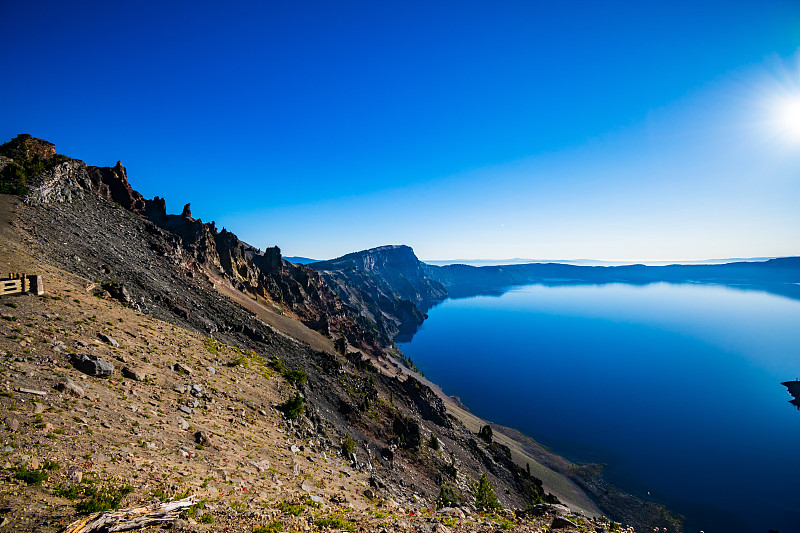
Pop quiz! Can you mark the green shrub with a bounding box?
[279,393,304,420]
[428,434,440,451]
[75,484,134,513]
[14,466,48,485]
[284,368,307,386]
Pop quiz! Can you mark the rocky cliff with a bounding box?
[310,245,447,342]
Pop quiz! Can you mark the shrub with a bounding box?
[75,484,134,513]
[14,466,47,485]
[428,434,440,451]
[279,393,304,420]
[474,473,502,512]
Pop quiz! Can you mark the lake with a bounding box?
[398,282,800,533]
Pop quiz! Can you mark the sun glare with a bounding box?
[772,94,800,143]
[756,53,800,146]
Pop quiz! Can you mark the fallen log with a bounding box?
[61,495,196,533]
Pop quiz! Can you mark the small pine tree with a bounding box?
[435,484,461,509]
[343,432,355,454]
[474,473,502,512]
[428,433,440,451]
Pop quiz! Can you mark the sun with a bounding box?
[772,94,800,142]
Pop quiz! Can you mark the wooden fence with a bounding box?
[0,274,44,296]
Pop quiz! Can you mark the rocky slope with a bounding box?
[0,134,656,532]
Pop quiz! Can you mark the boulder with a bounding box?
[70,353,114,377]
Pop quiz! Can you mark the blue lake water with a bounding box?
[397,282,800,533]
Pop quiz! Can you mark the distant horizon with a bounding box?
[285,251,787,267]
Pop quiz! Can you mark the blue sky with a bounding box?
[2,1,800,261]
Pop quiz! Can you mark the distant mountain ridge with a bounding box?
[308,245,800,341]
[309,245,447,342]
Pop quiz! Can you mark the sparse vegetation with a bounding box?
[315,515,355,531]
[253,520,283,533]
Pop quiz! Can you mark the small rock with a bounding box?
[28,457,39,469]
[33,402,45,415]
[56,380,85,398]
[67,467,83,483]
[363,488,376,500]
[42,423,54,434]
[173,363,192,374]
[207,366,215,375]
[17,388,46,396]
[432,524,451,533]
[550,516,578,529]
[290,444,300,453]
[177,418,190,430]
[122,367,146,381]
[4,417,19,432]
[301,480,311,492]
[194,431,212,446]
[310,494,324,504]
[97,333,118,347]
[178,406,193,415]
[170,518,188,530]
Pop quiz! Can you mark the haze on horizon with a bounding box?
[2,1,800,262]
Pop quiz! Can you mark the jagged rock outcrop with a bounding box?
[9,135,388,356]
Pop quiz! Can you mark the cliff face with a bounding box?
[310,245,448,342]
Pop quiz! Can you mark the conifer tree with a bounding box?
[474,473,502,512]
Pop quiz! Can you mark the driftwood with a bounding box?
[61,496,196,533]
